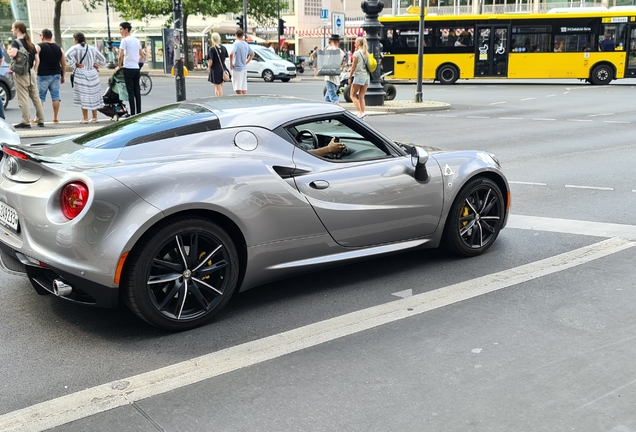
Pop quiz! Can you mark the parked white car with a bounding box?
[224,44,297,82]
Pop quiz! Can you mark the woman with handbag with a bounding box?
[207,32,229,96]
[65,32,105,123]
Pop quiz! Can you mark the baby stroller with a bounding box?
[98,70,129,121]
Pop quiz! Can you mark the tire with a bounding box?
[281,78,290,82]
[123,217,240,331]
[442,177,505,257]
[437,64,459,85]
[590,64,613,85]
[383,84,397,101]
[323,87,327,97]
[262,69,275,82]
[297,67,304,74]
[0,83,9,109]
[343,85,352,103]
[139,74,152,95]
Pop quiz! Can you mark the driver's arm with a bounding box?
[310,137,345,157]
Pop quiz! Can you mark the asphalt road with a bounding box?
[1,77,636,432]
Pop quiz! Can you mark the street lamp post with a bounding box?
[105,0,115,69]
[361,0,385,106]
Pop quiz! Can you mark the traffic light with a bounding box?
[236,15,244,31]
[278,18,285,36]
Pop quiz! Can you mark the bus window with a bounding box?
[600,23,628,51]
[554,34,593,52]
[512,26,551,52]
[630,28,636,68]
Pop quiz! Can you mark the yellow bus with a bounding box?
[379,9,636,84]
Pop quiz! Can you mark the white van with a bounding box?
[224,44,297,82]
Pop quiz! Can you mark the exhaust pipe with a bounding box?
[53,279,73,297]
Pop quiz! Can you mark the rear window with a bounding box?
[72,103,220,149]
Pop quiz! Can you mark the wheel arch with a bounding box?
[589,61,616,83]
[437,171,510,238]
[122,208,248,292]
[435,62,460,84]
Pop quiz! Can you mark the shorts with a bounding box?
[352,76,369,86]
[232,69,248,91]
[37,74,61,102]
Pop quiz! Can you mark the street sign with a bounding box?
[332,12,345,36]
[320,9,329,20]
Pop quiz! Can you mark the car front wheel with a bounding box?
[0,83,9,109]
[262,69,274,82]
[442,177,504,257]
[123,217,239,331]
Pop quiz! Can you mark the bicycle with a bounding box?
[140,72,152,96]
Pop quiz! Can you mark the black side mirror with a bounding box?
[410,146,429,182]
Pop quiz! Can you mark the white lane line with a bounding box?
[588,113,615,117]
[567,119,593,122]
[466,116,490,119]
[489,101,507,105]
[603,120,631,124]
[532,118,556,121]
[435,114,457,117]
[499,117,523,120]
[546,94,556,98]
[565,184,614,191]
[509,181,547,186]
[0,236,633,432]
[521,97,536,101]
[507,215,636,240]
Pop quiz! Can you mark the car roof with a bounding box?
[191,95,345,129]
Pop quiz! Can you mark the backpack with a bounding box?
[367,53,378,73]
[10,39,31,75]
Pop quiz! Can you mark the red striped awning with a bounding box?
[294,27,365,38]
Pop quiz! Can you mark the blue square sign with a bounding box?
[320,9,329,19]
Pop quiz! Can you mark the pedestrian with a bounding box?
[312,46,319,77]
[229,29,254,95]
[33,28,65,124]
[323,34,345,105]
[65,32,105,123]
[348,36,370,119]
[207,32,228,96]
[116,21,143,115]
[0,43,5,119]
[8,21,45,128]
[267,42,276,53]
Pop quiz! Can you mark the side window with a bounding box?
[600,23,627,51]
[286,116,391,161]
[629,28,636,67]
[512,26,551,52]
[554,33,591,52]
[253,52,262,62]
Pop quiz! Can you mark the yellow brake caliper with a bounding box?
[461,205,469,228]
[198,251,212,280]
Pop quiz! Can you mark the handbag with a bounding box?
[316,49,342,76]
[70,45,89,88]
[214,46,231,82]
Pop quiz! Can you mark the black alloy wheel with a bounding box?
[383,84,397,101]
[0,83,9,109]
[123,217,239,331]
[443,177,504,257]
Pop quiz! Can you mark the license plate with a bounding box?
[0,201,18,231]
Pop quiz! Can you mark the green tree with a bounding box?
[51,0,101,45]
[103,0,282,65]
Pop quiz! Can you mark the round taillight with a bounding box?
[61,182,89,219]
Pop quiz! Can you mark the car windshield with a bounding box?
[72,104,218,149]
[255,48,282,60]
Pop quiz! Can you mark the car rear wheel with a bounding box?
[123,217,239,331]
[262,69,274,82]
[383,84,397,100]
[0,83,9,109]
[343,85,352,103]
[442,177,504,257]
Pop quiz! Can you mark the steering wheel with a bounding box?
[296,129,319,149]
[325,144,350,160]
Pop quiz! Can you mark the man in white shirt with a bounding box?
[115,21,143,115]
[323,34,345,104]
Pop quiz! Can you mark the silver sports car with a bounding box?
[0,96,510,331]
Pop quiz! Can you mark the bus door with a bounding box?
[475,26,510,77]
[626,25,636,77]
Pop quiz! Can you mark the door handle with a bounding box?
[397,61,406,64]
[309,180,330,190]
